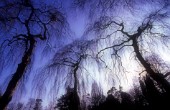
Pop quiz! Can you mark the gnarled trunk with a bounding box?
[132,38,170,92]
[0,38,36,110]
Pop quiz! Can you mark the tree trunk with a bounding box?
[132,38,170,92]
[74,66,78,93]
[73,65,81,110]
[0,38,36,110]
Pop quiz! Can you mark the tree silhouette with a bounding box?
[25,98,36,110]
[139,74,170,109]
[16,103,24,110]
[76,0,170,109]
[36,39,95,110]
[56,87,80,110]
[7,102,24,110]
[1,0,170,109]
[88,0,170,99]
[89,82,105,110]
[119,89,134,109]
[133,84,148,110]
[33,99,42,110]
[0,0,66,109]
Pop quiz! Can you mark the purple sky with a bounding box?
[1,0,170,107]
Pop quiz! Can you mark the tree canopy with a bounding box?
[1,0,170,110]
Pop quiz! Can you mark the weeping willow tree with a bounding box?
[35,0,170,106]
[0,0,66,109]
[29,0,170,109]
[70,0,170,108]
[1,0,169,109]
[35,39,98,110]
[76,0,170,108]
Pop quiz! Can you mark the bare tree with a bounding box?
[0,0,66,109]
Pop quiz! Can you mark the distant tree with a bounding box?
[89,87,121,110]
[7,103,16,110]
[103,93,120,110]
[33,99,42,110]
[6,102,24,110]
[119,87,134,109]
[0,0,66,109]
[16,102,24,110]
[81,94,91,110]
[25,98,36,110]
[56,87,79,110]
[45,101,55,110]
[90,82,105,110]
[133,85,148,110]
